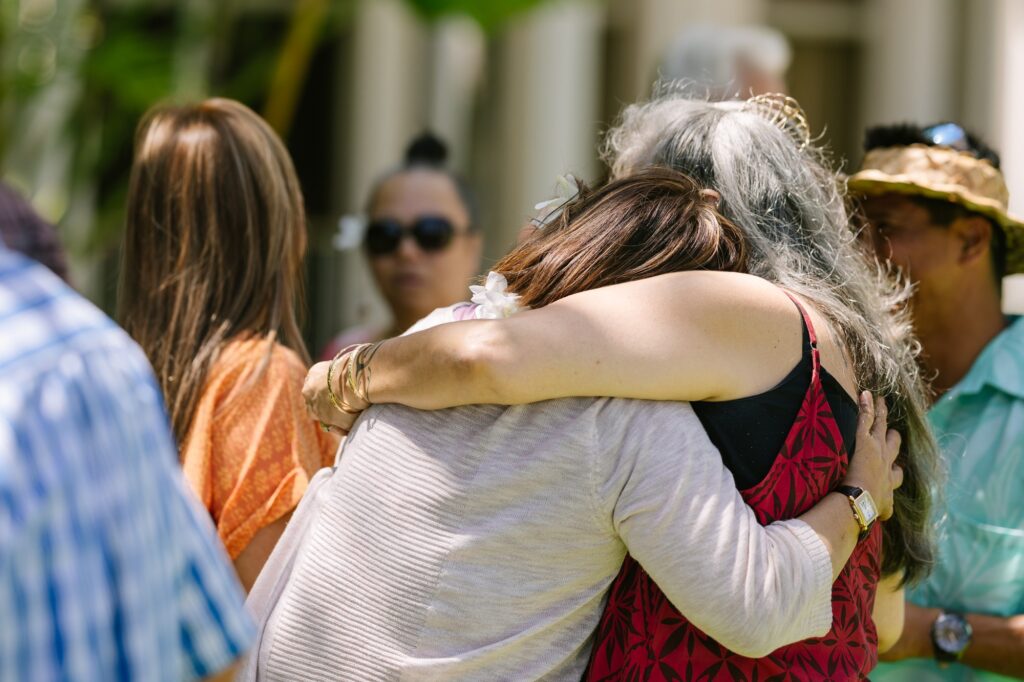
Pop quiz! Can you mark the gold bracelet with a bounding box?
[345,343,362,397]
[327,345,367,415]
[349,340,383,404]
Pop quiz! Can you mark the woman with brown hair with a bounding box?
[118,98,337,590]
[244,166,905,681]
[304,95,939,680]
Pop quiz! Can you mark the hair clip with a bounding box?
[698,188,722,208]
[745,93,812,151]
[531,175,580,228]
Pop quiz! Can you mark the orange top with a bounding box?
[181,336,339,559]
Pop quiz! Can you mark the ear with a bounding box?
[951,214,992,266]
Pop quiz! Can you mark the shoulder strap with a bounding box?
[782,291,821,382]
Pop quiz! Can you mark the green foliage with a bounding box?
[2,0,558,307]
[404,0,552,30]
[82,15,175,111]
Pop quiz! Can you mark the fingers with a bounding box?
[885,428,902,465]
[855,391,890,446]
[303,360,355,430]
[302,362,330,412]
[891,464,904,491]
[871,395,888,442]
[856,390,875,437]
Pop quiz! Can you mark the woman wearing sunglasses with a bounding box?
[320,133,482,358]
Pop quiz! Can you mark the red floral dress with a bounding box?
[585,295,882,681]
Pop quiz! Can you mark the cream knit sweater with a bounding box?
[245,397,834,681]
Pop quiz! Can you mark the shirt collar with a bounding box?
[946,315,1024,400]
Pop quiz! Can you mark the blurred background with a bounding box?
[4,0,1024,352]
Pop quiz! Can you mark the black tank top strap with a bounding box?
[687,288,856,491]
[781,291,821,382]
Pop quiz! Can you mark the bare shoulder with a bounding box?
[560,271,796,329]
[558,271,786,308]
[541,271,801,356]
[638,271,789,306]
[535,271,806,401]
[618,273,806,400]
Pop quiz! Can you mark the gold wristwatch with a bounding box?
[835,485,879,540]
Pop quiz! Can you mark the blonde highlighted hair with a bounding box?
[604,92,940,585]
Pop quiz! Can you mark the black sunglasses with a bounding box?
[363,216,460,256]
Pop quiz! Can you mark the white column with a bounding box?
[344,0,427,209]
[961,0,1024,310]
[324,0,427,339]
[962,0,1024,214]
[484,0,604,253]
[426,16,486,172]
[859,0,958,127]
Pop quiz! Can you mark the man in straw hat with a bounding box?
[852,123,1024,681]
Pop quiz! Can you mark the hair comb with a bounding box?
[745,93,812,151]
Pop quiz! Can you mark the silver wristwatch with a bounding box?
[932,611,973,664]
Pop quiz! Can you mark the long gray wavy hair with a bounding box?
[604,92,939,584]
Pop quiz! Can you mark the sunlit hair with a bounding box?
[118,98,309,447]
[604,92,940,585]
[496,168,746,307]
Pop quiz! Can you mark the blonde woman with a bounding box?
[119,98,337,590]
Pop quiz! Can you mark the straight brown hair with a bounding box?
[495,167,747,308]
[118,98,309,447]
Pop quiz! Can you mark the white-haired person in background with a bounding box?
[659,23,791,100]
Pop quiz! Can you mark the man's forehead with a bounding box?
[860,193,923,217]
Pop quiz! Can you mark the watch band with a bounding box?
[835,485,871,540]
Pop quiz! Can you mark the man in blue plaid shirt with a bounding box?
[0,243,254,680]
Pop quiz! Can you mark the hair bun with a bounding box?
[405,132,448,167]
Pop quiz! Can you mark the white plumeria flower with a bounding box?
[531,174,580,227]
[469,271,522,319]
[332,214,367,251]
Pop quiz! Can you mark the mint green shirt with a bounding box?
[874,317,1024,682]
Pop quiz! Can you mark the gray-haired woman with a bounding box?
[306,94,939,679]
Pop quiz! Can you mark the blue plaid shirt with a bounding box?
[0,248,254,680]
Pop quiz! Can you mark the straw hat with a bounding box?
[848,143,1024,275]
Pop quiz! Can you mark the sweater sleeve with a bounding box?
[592,399,833,658]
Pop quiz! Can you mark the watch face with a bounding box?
[854,492,878,525]
[934,613,972,654]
